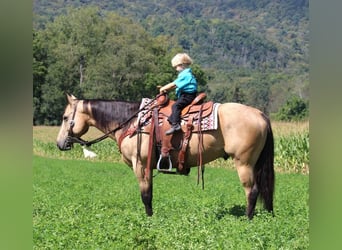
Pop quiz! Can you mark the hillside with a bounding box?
[33,0,308,124]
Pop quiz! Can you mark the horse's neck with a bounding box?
[85,99,140,138]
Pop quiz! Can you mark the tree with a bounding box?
[275,95,308,121]
[33,30,47,125]
[33,7,209,124]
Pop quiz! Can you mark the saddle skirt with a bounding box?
[138,97,220,132]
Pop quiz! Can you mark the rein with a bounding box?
[67,126,123,147]
[67,94,162,147]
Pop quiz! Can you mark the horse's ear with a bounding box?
[66,93,77,103]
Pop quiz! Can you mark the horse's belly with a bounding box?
[185,131,225,167]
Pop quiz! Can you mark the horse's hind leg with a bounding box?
[235,162,258,219]
[247,183,259,219]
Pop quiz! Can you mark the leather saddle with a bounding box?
[153,92,213,174]
[157,92,214,129]
[120,93,214,175]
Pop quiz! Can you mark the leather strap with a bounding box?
[145,109,155,181]
[178,116,194,172]
[197,104,204,189]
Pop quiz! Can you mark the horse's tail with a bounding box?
[254,114,275,215]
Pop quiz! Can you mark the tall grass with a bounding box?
[274,132,309,174]
[33,126,122,162]
[34,121,309,174]
[272,121,309,174]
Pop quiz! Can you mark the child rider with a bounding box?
[159,53,198,135]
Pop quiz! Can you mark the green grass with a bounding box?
[33,125,309,248]
[33,155,309,249]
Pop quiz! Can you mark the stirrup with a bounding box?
[157,154,172,172]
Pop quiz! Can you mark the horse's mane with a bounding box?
[82,99,141,130]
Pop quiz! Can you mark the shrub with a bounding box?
[274,95,308,121]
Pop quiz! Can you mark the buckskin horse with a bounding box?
[56,93,275,219]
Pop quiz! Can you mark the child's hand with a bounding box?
[159,86,167,93]
[159,82,176,93]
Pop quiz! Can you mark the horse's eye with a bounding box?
[63,116,68,121]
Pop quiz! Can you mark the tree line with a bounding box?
[33,7,208,125]
[33,4,308,125]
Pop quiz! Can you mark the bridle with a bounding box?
[62,100,85,149]
[65,99,112,147]
[67,100,78,138]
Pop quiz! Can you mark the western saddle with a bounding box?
[153,92,214,175]
[119,92,214,176]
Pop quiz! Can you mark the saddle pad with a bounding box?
[137,98,155,127]
[137,98,221,131]
[188,102,220,131]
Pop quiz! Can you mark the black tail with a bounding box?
[248,114,275,218]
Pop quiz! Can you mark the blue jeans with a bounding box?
[168,92,197,125]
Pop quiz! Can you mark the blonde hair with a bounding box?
[171,53,193,67]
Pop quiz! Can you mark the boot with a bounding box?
[165,123,181,135]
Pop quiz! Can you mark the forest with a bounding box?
[33,0,309,125]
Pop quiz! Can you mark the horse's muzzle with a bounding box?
[57,137,73,151]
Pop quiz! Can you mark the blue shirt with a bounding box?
[174,68,197,98]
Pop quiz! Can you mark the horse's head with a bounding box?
[56,93,90,151]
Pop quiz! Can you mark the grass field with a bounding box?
[33,121,309,249]
[33,156,308,249]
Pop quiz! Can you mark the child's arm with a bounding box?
[159,82,176,93]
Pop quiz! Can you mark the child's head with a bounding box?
[171,53,193,70]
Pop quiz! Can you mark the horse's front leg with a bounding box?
[133,160,153,216]
[140,177,153,216]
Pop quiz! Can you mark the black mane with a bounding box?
[83,99,141,130]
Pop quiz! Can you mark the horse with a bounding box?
[56,93,275,219]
